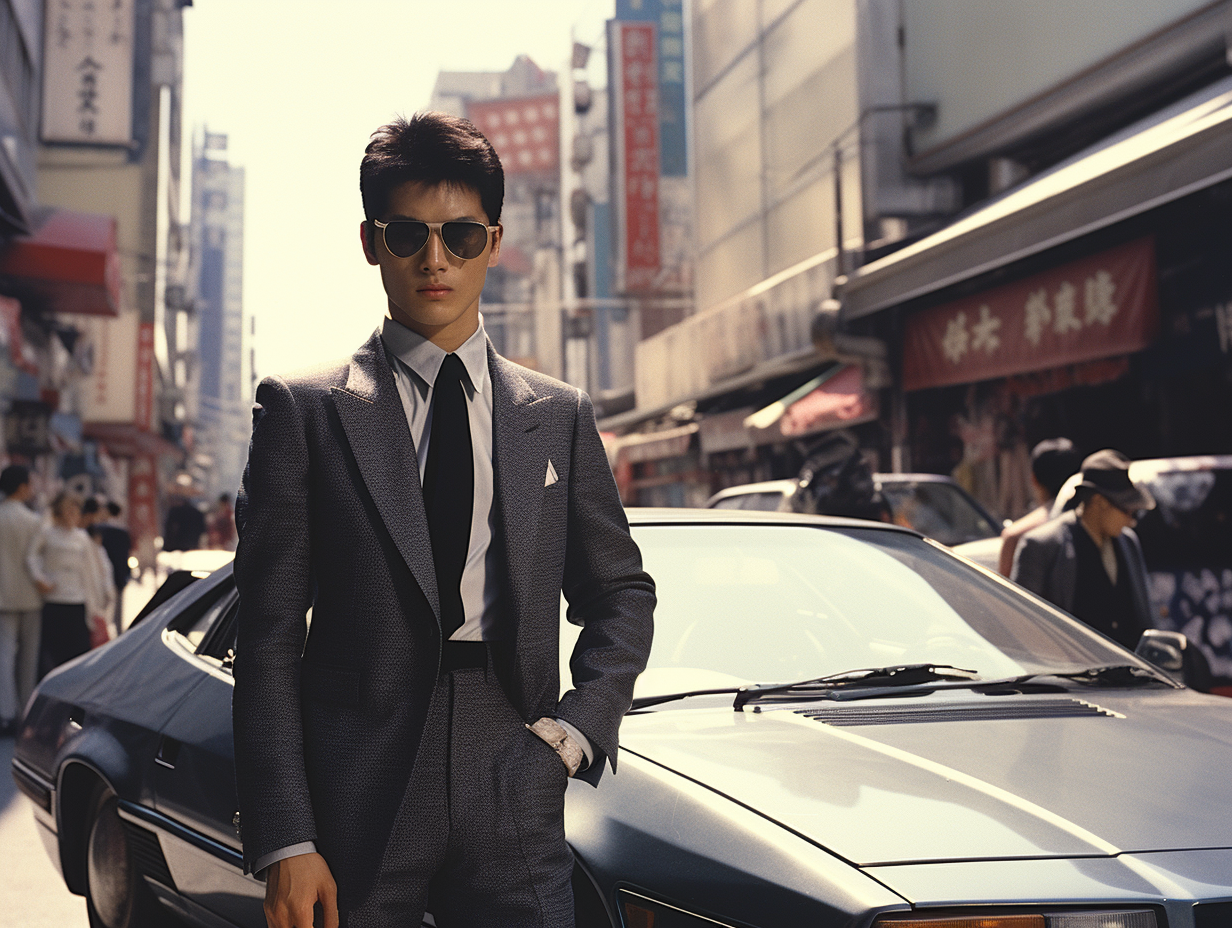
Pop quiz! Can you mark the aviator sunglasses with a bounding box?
[372,218,498,260]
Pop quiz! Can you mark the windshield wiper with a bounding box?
[630,663,1174,713]
[731,664,979,711]
[814,663,1176,703]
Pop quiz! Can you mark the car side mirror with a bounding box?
[1135,629,1185,672]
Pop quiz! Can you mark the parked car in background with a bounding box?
[13,509,1232,928]
[708,473,1003,547]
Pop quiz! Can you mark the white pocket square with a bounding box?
[545,460,559,487]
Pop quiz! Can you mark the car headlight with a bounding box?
[875,910,1158,928]
[617,888,738,927]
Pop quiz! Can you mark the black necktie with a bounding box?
[421,353,473,638]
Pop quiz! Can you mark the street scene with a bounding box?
[2,0,1232,926]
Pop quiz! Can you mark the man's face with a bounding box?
[361,180,501,346]
[1090,493,1137,537]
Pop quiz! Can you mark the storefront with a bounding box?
[841,74,1232,521]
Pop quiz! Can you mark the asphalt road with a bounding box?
[0,568,164,925]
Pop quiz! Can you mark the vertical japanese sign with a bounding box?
[902,238,1158,391]
[42,0,135,145]
[128,455,158,547]
[613,21,661,293]
[135,321,154,431]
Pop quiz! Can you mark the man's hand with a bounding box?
[263,852,338,928]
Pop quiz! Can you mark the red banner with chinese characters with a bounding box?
[135,322,154,431]
[903,237,1158,391]
[128,454,158,549]
[618,21,660,292]
[466,95,559,175]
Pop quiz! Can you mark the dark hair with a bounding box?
[82,497,101,516]
[1031,438,1082,498]
[360,112,504,249]
[0,464,30,496]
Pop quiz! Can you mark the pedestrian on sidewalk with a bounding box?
[95,501,133,633]
[998,438,1083,576]
[206,492,236,550]
[0,465,44,736]
[27,492,107,678]
[1011,449,1155,648]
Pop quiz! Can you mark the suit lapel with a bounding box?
[331,330,440,625]
[490,346,550,619]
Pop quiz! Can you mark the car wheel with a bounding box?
[84,784,167,928]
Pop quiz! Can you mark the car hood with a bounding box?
[620,690,1232,866]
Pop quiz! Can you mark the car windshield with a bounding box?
[565,523,1136,702]
[880,480,999,545]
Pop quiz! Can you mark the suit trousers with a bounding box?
[0,609,40,722]
[343,652,575,928]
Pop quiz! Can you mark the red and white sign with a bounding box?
[615,21,660,292]
[467,95,559,175]
[127,454,158,546]
[903,237,1158,391]
[0,296,38,375]
[135,322,154,431]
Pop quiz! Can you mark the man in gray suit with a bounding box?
[233,113,655,928]
[1011,449,1154,648]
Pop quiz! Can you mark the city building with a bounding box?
[1,0,194,570]
[430,55,560,376]
[605,0,1232,514]
[186,128,246,503]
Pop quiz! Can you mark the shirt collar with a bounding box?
[380,315,490,396]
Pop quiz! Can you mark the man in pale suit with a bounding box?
[0,465,44,734]
[233,113,655,928]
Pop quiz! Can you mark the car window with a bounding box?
[881,481,998,545]
[713,491,787,511]
[1135,468,1232,569]
[166,577,236,651]
[607,524,1131,698]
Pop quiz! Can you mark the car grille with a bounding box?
[122,821,177,889]
[794,698,1119,726]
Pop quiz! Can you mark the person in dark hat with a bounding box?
[1010,449,1155,648]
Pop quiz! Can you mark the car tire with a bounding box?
[84,784,168,928]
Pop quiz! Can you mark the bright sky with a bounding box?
[182,0,613,383]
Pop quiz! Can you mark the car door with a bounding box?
[149,576,266,927]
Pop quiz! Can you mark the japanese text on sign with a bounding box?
[903,238,1158,391]
[42,0,135,145]
[618,21,661,292]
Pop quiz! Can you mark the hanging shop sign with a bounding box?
[903,237,1158,391]
[466,95,559,175]
[4,400,51,456]
[42,0,136,145]
[612,20,661,293]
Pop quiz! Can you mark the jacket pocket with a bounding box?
[300,663,361,708]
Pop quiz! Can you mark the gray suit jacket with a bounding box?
[231,330,655,882]
[1010,510,1152,633]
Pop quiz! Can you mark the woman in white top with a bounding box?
[27,492,108,677]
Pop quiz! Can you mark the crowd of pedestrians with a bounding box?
[0,465,133,737]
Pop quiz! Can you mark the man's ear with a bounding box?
[487,223,503,268]
[360,220,379,266]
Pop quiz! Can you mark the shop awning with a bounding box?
[0,207,121,316]
[84,422,181,458]
[842,74,1232,320]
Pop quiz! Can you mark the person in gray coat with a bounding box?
[1011,449,1155,648]
[0,465,44,734]
[233,113,655,928]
